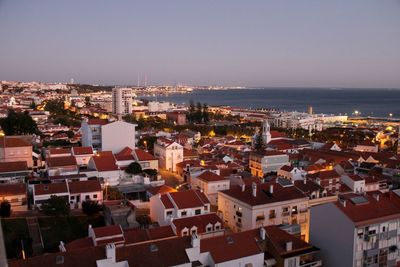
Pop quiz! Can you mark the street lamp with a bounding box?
[389,113,393,118]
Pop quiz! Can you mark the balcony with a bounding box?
[269,214,276,219]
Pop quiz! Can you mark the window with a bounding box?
[166,211,173,216]
[269,210,276,219]
[85,195,90,200]
[70,196,75,200]
[182,230,188,236]
[204,205,208,211]
[191,229,197,235]
[181,211,187,216]
[206,226,212,232]
[215,225,220,231]
[195,209,201,215]
[93,194,97,199]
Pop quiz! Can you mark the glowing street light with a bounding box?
[105,182,110,200]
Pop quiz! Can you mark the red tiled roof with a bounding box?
[48,148,71,155]
[115,147,134,161]
[197,171,225,182]
[336,193,400,226]
[72,146,93,155]
[147,185,176,196]
[47,156,77,168]
[279,165,294,172]
[65,237,93,251]
[92,151,119,171]
[0,183,26,196]
[0,161,28,173]
[168,190,210,209]
[87,119,108,125]
[220,182,307,206]
[134,149,156,161]
[68,180,101,194]
[34,183,68,196]
[160,194,174,209]
[124,225,176,245]
[172,213,222,235]
[92,225,123,238]
[0,136,30,148]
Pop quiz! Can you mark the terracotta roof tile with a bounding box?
[68,180,102,194]
[0,161,28,173]
[47,156,77,168]
[72,146,94,155]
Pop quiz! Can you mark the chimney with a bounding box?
[303,178,307,185]
[259,227,266,240]
[191,233,200,248]
[341,199,346,207]
[88,224,92,236]
[373,194,380,201]
[269,184,274,194]
[241,184,245,192]
[252,182,257,197]
[105,243,116,263]
[286,241,293,252]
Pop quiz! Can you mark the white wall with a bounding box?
[102,121,136,153]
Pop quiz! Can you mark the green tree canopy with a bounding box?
[0,110,40,135]
[125,162,143,175]
[41,195,70,217]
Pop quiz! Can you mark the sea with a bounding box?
[142,88,400,118]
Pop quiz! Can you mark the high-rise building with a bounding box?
[112,87,132,118]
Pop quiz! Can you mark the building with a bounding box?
[46,156,78,176]
[0,136,33,168]
[249,151,290,178]
[33,182,69,208]
[8,225,322,267]
[307,170,342,195]
[71,146,94,167]
[277,165,306,181]
[218,180,310,241]
[310,193,400,267]
[133,149,158,170]
[190,171,230,206]
[101,121,136,154]
[0,161,29,183]
[112,87,132,117]
[154,137,183,172]
[149,189,211,226]
[81,119,108,150]
[68,180,103,209]
[171,213,224,238]
[88,151,120,186]
[167,111,187,125]
[354,140,379,153]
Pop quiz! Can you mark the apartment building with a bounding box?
[112,87,132,117]
[249,151,289,178]
[190,171,230,206]
[81,119,108,150]
[310,192,400,267]
[218,180,310,241]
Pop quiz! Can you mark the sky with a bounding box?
[0,0,400,88]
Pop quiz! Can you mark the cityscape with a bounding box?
[1,1,400,267]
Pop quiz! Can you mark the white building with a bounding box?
[149,189,211,226]
[278,165,306,181]
[87,151,121,186]
[112,87,132,117]
[101,121,136,154]
[310,193,400,267]
[218,181,310,241]
[190,171,230,206]
[154,137,183,172]
[148,101,172,112]
[71,146,94,167]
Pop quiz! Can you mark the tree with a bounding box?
[0,110,40,135]
[138,136,157,151]
[195,102,203,123]
[188,100,196,123]
[41,195,70,217]
[0,201,11,218]
[202,103,209,124]
[82,200,102,216]
[84,96,91,106]
[254,132,264,151]
[125,162,142,175]
[106,187,122,200]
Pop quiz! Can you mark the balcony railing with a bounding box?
[256,215,265,222]
[282,211,290,217]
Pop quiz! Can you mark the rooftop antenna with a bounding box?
[137,73,140,87]
[144,74,148,87]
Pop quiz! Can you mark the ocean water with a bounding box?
[143,88,400,118]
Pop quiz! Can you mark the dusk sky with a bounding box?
[1,0,400,88]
